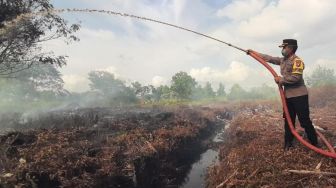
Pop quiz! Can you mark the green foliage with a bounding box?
[192,85,206,100]
[204,82,216,98]
[306,65,336,87]
[157,85,171,100]
[88,71,125,95]
[88,71,137,105]
[227,83,277,101]
[0,0,80,76]
[0,64,69,112]
[170,71,197,100]
[131,81,143,96]
[0,64,66,102]
[110,87,138,106]
[0,66,282,112]
[227,84,248,100]
[217,83,226,97]
[248,84,277,100]
[131,81,154,102]
[192,82,216,100]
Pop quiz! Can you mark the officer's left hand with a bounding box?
[246,49,253,55]
[274,76,282,85]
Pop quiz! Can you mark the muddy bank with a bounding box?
[206,103,336,187]
[0,106,232,188]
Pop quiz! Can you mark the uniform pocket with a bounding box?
[285,61,293,72]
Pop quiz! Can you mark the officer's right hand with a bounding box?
[274,76,283,85]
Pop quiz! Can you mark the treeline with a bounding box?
[1,64,335,112]
[71,65,336,106]
[79,71,278,106]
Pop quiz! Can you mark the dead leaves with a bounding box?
[0,107,219,187]
[207,104,336,187]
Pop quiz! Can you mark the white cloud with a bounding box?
[216,0,267,21]
[305,59,336,75]
[190,61,250,83]
[47,0,336,92]
[81,28,115,40]
[151,76,168,87]
[236,0,335,40]
[62,74,90,92]
[98,66,121,78]
[172,0,187,23]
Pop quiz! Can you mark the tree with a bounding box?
[192,84,206,100]
[157,85,171,100]
[131,81,142,96]
[113,87,138,105]
[227,84,248,100]
[306,65,336,87]
[0,0,80,76]
[131,81,151,100]
[88,71,125,95]
[0,64,67,102]
[88,71,137,105]
[204,82,215,98]
[150,85,162,102]
[18,64,66,94]
[147,85,159,102]
[170,71,197,100]
[217,82,226,97]
[192,82,216,100]
[248,84,277,100]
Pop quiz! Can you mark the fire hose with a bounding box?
[2,8,335,159]
[248,50,336,159]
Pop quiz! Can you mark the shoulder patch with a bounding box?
[292,57,304,74]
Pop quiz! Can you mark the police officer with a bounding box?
[255,39,318,150]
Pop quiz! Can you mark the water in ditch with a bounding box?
[180,125,226,188]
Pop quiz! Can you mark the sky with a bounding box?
[46,0,336,92]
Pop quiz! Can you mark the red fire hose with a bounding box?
[248,50,336,159]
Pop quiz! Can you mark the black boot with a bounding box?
[284,141,294,151]
[311,141,320,148]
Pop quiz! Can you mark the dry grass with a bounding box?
[206,102,336,188]
[309,85,336,108]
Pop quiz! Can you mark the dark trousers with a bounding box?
[284,95,318,145]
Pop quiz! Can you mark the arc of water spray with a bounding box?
[0,8,247,53]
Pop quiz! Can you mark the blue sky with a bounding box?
[45,0,336,92]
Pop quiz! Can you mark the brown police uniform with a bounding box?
[259,39,318,148]
[259,54,308,98]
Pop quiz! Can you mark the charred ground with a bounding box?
[0,106,232,188]
[0,87,336,188]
